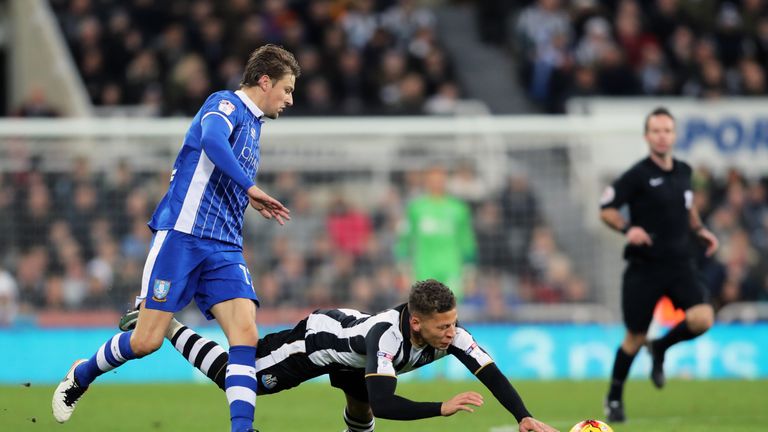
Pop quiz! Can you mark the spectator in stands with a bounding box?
[16,246,48,310]
[424,81,460,115]
[51,0,458,116]
[474,201,507,272]
[499,173,540,273]
[327,195,373,256]
[18,180,53,250]
[342,0,379,50]
[13,86,61,117]
[0,175,16,258]
[0,268,18,326]
[447,159,489,209]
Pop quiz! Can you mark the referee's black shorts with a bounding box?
[622,258,709,333]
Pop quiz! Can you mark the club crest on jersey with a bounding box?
[261,374,278,390]
[218,100,236,115]
[152,279,171,302]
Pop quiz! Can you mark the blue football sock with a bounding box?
[74,331,136,387]
[226,345,257,432]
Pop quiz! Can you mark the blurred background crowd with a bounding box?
[1,154,767,326]
[44,0,457,116]
[2,0,768,326]
[498,0,768,112]
[10,0,765,118]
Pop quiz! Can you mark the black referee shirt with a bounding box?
[601,157,694,261]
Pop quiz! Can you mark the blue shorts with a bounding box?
[137,230,259,320]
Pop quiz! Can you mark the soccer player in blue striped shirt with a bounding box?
[52,44,300,432]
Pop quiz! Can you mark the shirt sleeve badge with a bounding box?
[218,100,236,115]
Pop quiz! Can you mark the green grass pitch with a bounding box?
[1,380,766,431]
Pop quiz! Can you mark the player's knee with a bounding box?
[229,322,259,347]
[689,313,714,334]
[622,332,646,354]
[130,333,164,357]
[687,305,714,334]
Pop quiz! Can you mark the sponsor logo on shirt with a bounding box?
[218,100,236,115]
[465,342,478,355]
[649,177,664,187]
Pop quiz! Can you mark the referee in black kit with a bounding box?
[599,107,719,423]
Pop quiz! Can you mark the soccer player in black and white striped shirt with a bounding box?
[121,279,558,432]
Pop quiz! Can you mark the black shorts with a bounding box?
[622,259,708,333]
[254,320,325,395]
[329,368,368,402]
[254,319,368,401]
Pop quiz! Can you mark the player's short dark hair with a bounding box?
[241,44,301,87]
[644,107,675,133]
[408,279,456,316]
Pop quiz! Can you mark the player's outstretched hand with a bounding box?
[247,185,291,225]
[626,226,652,246]
[697,227,719,257]
[518,416,559,432]
[440,391,484,416]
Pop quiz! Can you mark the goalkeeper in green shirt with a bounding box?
[396,164,477,300]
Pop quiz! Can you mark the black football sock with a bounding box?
[654,321,698,354]
[607,347,637,401]
[170,325,229,390]
[344,408,375,432]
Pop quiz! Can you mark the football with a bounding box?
[569,419,614,432]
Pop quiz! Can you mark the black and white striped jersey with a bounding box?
[304,304,493,377]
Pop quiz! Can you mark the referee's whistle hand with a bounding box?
[698,228,719,257]
[626,227,653,246]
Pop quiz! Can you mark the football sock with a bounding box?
[170,325,228,390]
[74,331,136,387]
[607,347,636,401]
[344,408,375,432]
[654,321,698,354]
[226,345,258,432]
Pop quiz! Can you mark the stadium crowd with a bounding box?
[0,154,767,326]
[508,0,768,112]
[48,0,460,116]
[0,154,587,326]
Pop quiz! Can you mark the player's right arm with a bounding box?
[199,98,256,193]
[363,324,482,420]
[599,168,651,246]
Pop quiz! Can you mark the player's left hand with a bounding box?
[697,228,718,257]
[518,416,559,432]
[247,185,291,225]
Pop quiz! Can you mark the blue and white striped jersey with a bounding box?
[149,90,264,246]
